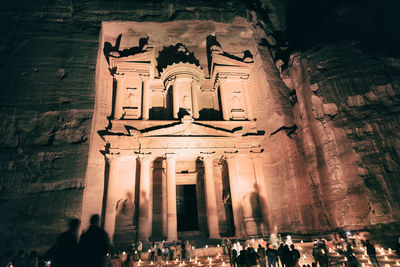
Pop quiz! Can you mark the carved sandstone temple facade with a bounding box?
[81,22,271,243]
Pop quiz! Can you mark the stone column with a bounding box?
[200,154,220,238]
[251,154,269,233]
[224,153,242,237]
[104,153,120,243]
[172,81,179,119]
[141,74,150,120]
[165,153,178,241]
[217,78,230,120]
[191,79,200,119]
[114,74,125,119]
[137,155,152,242]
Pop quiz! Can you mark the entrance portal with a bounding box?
[176,185,199,232]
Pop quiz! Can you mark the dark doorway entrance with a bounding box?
[176,185,199,231]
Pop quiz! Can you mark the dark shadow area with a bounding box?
[221,161,235,236]
[149,107,168,120]
[270,124,297,137]
[285,0,400,56]
[151,158,164,239]
[193,122,242,134]
[178,108,190,119]
[177,185,199,232]
[133,158,140,231]
[156,43,200,74]
[101,155,110,228]
[198,108,222,120]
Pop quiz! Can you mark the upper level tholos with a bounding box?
[106,36,255,122]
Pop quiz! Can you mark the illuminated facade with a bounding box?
[81,21,270,243]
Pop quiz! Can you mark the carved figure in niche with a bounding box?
[126,92,137,106]
[231,91,244,109]
[182,94,191,112]
[115,192,135,227]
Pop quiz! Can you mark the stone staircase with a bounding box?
[111,241,399,267]
[327,245,399,267]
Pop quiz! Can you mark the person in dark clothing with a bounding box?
[338,248,359,267]
[78,214,111,267]
[312,243,328,267]
[52,218,81,267]
[238,249,247,267]
[290,245,300,267]
[266,244,278,267]
[366,240,380,267]
[246,247,259,267]
[278,243,285,267]
[258,244,267,267]
[283,245,291,267]
[181,241,186,259]
[231,248,238,267]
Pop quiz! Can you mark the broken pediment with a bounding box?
[141,116,238,137]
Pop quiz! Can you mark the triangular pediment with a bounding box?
[142,119,237,137]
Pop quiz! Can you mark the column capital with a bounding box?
[119,150,138,162]
[221,152,238,163]
[139,73,151,81]
[114,72,125,80]
[105,153,120,163]
[164,153,177,162]
[138,153,152,163]
[199,152,216,162]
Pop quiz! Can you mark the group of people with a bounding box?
[49,214,110,267]
[222,239,301,267]
[5,221,400,267]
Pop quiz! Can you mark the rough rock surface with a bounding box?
[0,0,400,259]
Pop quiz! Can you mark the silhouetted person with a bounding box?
[290,245,300,267]
[231,248,238,267]
[237,249,247,267]
[366,240,380,267]
[53,218,80,267]
[266,244,278,267]
[278,243,285,267]
[282,245,291,267]
[257,244,266,267]
[247,247,259,267]
[78,214,111,267]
